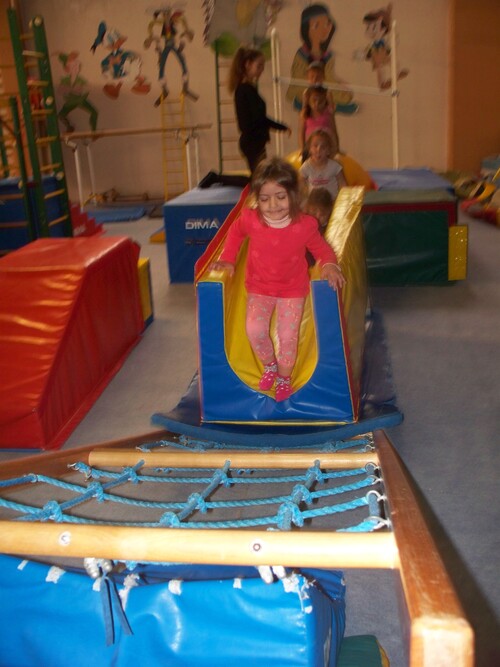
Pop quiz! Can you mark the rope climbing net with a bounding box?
[0,434,389,535]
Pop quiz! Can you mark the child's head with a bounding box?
[304,86,328,116]
[306,129,334,165]
[251,157,301,219]
[305,187,334,230]
[307,60,325,85]
[228,47,265,92]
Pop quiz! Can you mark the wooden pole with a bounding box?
[88,448,379,470]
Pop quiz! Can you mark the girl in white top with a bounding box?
[299,129,346,200]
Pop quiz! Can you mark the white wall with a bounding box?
[21,1,450,202]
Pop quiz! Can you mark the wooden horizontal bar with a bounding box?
[40,163,61,172]
[0,221,27,228]
[35,135,57,145]
[88,447,378,470]
[26,79,48,87]
[21,49,43,58]
[0,522,397,568]
[48,214,69,227]
[62,124,211,141]
[44,188,65,199]
[0,192,23,199]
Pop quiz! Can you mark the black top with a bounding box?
[234,82,287,145]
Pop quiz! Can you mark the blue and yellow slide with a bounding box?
[152,186,402,445]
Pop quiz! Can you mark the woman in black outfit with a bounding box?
[228,47,290,173]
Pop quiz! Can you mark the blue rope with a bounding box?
[68,464,367,485]
[0,454,386,533]
[15,462,144,522]
[137,435,374,453]
[0,475,377,517]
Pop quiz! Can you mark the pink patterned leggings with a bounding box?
[246,293,305,370]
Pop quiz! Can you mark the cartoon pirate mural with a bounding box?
[90,22,151,99]
[354,3,408,90]
[144,5,199,107]
[56,51,98,132]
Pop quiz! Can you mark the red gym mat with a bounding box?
[0,237,144,450]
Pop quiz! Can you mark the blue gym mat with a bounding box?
[151,309,403,447]
[84,206,147,222]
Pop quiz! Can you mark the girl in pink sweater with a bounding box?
[299,85,340,159]
[210,157,345,402]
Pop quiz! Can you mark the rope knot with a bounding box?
[159,512,181,527]
[292,484,313,504]
[276,502,304,529]
[123,466,140,484]
[42,500,63,522]
[71,461,93,479]
[187,492,207,513]
[308,461,324,483]
[88,481,105,502]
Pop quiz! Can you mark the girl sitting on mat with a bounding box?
[210,157,345,402]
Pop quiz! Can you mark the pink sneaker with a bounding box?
[259,362,277,390]
[275,375,292,402]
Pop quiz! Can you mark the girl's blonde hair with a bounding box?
[228,47,263,93]
[251,157,301,219]
[302,86,328,118]
[305,128,334,158]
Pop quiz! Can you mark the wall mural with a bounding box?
[143,5,198,106]
[286,3,358,115]
[353,3,408,90]
[90,22,151,99]
[55,51,99,132]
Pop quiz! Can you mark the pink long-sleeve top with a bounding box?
[219,207,337,298]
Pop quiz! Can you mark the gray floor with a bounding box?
[1,208,499,665]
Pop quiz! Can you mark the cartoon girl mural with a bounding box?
[354,4,408,90]
[286,3,358,115]
[90,23,151,99]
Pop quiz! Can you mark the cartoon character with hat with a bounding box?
[354,4,408,90]
[56,51,98,132]
[144,6,198,106]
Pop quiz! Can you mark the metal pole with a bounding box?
[270,28,283,156]
[65,140,84,210]
[390,21,400,169]
[85,141,98,204]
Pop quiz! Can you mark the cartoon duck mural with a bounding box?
[90,22,151,99]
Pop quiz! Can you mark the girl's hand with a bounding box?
[209,260,235,276]
[321,263,346,291]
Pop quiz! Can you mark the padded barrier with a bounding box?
[0,237,144,450]
[362,189,464,285]
[0,555,347,667]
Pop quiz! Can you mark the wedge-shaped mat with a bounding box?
[0,237,144,449]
